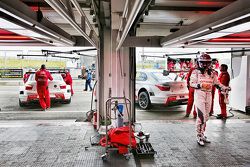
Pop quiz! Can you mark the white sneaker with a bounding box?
[197,135,205,146]
[202,136,211,143]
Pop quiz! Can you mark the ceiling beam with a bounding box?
[160,0,250,47]
[132,0,153,31]
[45,0,97,47]
[0,0,76,46]
[116,0,145,51]
[123,36,161,47]
[70,0,99,45]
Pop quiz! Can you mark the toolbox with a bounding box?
[135,142,156,158]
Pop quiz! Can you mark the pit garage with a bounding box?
[0,0,250,166]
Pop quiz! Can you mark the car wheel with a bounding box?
[138,91,151,110]
[19,100,25,107]
[64,98,71,104]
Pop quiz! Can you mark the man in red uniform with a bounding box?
[185,64,197,118]
[218,64,230,119]
[35,64,53,111]
[63,70,74,96]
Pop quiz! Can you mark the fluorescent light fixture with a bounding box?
[35,26,60,39]
[10,29,48,39]
[179,29,209,41]
[212,13,250,29]
[0,18,24,29]
[0,7,34,26]
[36,26,74,45]
[193,32,232,40]
[194,21,250,41]
[220,21,250,33]
[60,38,74,45]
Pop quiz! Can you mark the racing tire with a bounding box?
[138,91,151,110]
[19,100,26,107]
[64,98,71,104]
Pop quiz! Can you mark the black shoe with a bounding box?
[185,113,190,117]
[216,114,222,119]
[209,113,213,116]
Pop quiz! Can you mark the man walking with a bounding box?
[190,53,230,146]
[84,69,92,91]
[35,64,53,111]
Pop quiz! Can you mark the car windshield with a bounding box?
[29,73,63,81]
[151,72,183,82]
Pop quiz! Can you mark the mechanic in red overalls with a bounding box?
[185,62,197,118]
[218,64,230,119]
[23,69,32,83]
[35,64,53,111]
[63,70,74,96]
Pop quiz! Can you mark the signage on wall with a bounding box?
[0,69,23,78]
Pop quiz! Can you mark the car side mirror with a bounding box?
[163,70,169,76]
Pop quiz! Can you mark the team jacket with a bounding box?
[218,71,230,87]
[35,69,53,87]
[64,72,73,85]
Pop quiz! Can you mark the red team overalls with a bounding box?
[64,72,74,95]
[35,69,53,110]
[186,67,197,117]
[218,71,230,118]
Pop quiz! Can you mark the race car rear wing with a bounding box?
[163,69,189,76]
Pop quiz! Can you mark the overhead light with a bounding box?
[193,32,232,40]
[179,29,209,41]
[212,13,250,29]
[220,21,250,33]
[193,21,250,41]
[35,26,60,39]
[0,18,24,29]
[0,7,34,26]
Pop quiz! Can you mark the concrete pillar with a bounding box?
[96,28,136,128]
[96,27,111,127]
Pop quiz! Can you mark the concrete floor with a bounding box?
[0,79,250,166]
[0,119,249,167]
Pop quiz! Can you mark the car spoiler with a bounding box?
[25,71,66,74]
[163,69,189,76]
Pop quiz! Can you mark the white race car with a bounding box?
[136,70,189,110]
[19,72,72,107]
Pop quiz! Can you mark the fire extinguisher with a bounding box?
[93,111,97,129]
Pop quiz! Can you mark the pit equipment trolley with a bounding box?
[101,97,133,161]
